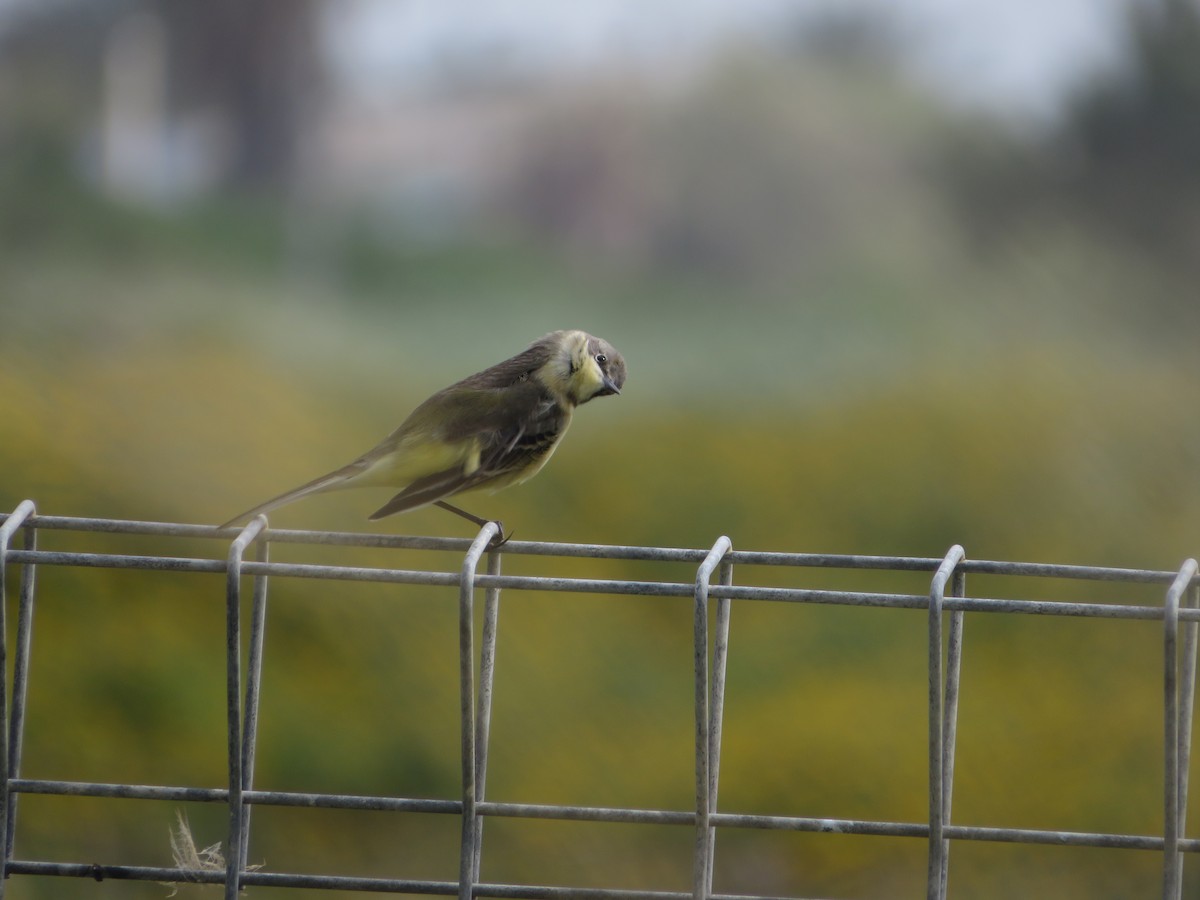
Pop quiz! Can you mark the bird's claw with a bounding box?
[488,521,512,549]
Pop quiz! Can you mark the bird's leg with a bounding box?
[434,501,510,547]
[433,500,489,527]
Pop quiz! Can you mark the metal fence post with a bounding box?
[458,523,502,900]
[240,534,271,865]
[693,536,733,900]
[928,545,966,900]
[224,516,268,900]
[0,500,36,899]
[1163,558,1199,900]
[472,548,504,882]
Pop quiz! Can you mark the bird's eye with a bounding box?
[595,353,607,365]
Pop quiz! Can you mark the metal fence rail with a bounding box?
[0,500,1197,899]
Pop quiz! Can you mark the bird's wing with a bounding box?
[366,466,476,520]
[406,380,550,442]
[367,390,566,521]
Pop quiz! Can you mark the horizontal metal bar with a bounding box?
[251,790,459,815]
[477,801,693,826]
[13,779,225,802]
[0,514,720,564]
[941,824,1170,851]
[12,779,459,814]
[12,779,693,825]
[3,549,228,575]
[13,780,1199,855]
[0,513,1187,585]
[709,813,1188,851]
[4,547,1194,623]
[6,860,460,896]
[722,813,1193,851]
[6,858,821,900]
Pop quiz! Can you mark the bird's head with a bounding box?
[539,330,627,406]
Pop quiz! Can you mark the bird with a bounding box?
[221,330,626,541]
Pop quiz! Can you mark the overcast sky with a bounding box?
[324,0,1137,118]
[0,0,1140,120]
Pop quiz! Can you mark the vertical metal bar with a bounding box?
[693,536,733,900]
[224,516,267,900]
[471,549,503,881]
[239,536,271,865]
[1177,579,1200,889]
[705,555,734,896]
[5,509,37,864]
[0,500,36,897]
[1163,558,1198,900]
[938,569,966,899]
[927,545,965,900]
[458,523,501,900]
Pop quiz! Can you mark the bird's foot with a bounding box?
[435,500,510,547]
[488,521,512,549]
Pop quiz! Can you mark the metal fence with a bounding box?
[0,499,1197,900]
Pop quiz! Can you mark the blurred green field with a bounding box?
[3,249,1198,898]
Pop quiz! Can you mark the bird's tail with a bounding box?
[219,463,364,529]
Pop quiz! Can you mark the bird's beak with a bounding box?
[599,374,621,396]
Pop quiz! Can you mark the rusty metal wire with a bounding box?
[0,504,1197,899]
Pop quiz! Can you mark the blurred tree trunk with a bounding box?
[942,0,1200,301]
[159,0,322,193]
[0,0,324,195]
[1063,0,1200,245]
